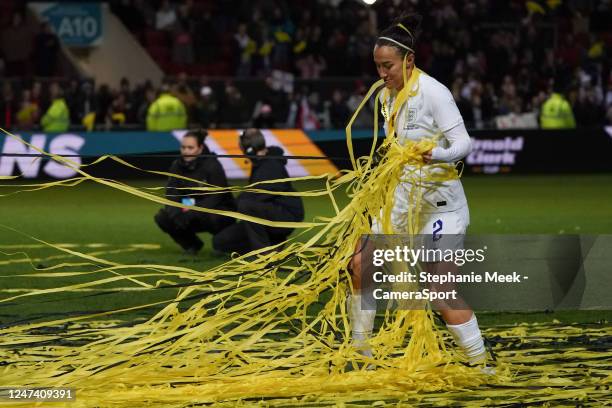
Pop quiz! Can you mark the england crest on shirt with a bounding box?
[404,108,418,129]
[407,108,417,123]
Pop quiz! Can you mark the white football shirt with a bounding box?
[381,71,471,213]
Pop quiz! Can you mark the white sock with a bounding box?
[446,313,486,365]
[349,293,376,358]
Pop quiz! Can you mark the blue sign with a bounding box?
[0,131,179,179]
[31,3,103,47]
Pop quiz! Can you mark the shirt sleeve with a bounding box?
[430,121,472,162]
[429,81,464,132]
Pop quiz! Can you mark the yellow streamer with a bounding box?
[0,87,609,407]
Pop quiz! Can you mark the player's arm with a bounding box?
[430,122,472,162]
[427,82,472,162]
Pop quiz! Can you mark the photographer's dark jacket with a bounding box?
[165,146,235,214]
[239,146,304,220]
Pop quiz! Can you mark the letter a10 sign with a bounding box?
[30,3,103,47]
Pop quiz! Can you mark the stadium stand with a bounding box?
[0,0,611,131]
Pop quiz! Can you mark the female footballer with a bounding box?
[348,13,488,369]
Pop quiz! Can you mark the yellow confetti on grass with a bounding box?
[0,81,610,406]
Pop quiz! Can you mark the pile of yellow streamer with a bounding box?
[0,77,610,407]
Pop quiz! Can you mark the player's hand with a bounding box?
[422,149,432,163]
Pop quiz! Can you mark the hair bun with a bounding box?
[393,13,422,38]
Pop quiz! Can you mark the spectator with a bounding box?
[146,82,187,131]
[155,0,177,31]
[33,22,60,77]
[326,89,350,129]
[4,0,612,130]
[173,73,197,118]
[286,89,322,130]
[219,82,249,126]
[605,76,612,125]
[291,27,308,68]
[270,7,294,70]
[540,80,576,129]
[118,77,135,123]
[172,21,195,66]
[137,86,156,125]
[193,10,216,63]
[16,89,39,130]
[1,13,33,77]
[250,76,288,128]
[213,128,304,255]
[346,82,373,129]
[256,25,275,74]
[300,92,322,130]
[295,53,327,79]
[77,81,97,130]
[95,84,114,126]
[497,75,522,116]
[234,23,255,77]
[252,102,275,128]
[0,82,17,130]
[155,129,236,255]
[325,28,348,76]
[31,81,46,113]
[41,82,70,133]
[346,19,375,75]
[105,92,128,129]
[65,78,82,125]
[452,78,471,116]
[574,83,605,126]
[195,81,219,129]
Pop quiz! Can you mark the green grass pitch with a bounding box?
[1,174,611,326]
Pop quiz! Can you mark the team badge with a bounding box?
[407,108,417,124]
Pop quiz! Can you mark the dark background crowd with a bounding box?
[1,0,611,131]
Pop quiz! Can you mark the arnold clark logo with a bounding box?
[466,136,524,173]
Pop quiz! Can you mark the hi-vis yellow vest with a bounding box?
[146,93,187,131]
[41,98,70,132]
[540,93,576,129]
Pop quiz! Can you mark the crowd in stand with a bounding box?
[0,12,61,78]
[1,0,612,130]
[2,70,611,132]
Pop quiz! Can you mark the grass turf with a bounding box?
[0,174,611,325]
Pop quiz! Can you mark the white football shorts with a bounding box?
[371,196,470,251]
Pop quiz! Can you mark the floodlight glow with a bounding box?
[362,0,377,4]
